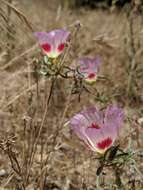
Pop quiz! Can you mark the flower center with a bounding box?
[41,43,51,52]
[88,73,96,79]
[97,137,112,150]
[58,43,65,52]
[90,123,100,129]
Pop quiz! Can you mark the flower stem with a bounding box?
[96,175,101,190]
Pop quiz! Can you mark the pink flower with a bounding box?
[34,29,70,58]
[70,105,124,154]
[78,57,100,84]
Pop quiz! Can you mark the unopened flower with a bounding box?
[34,29,70,58]
[69,105,124,154]
[78,57,100,84]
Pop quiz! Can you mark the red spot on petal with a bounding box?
[41,43,51,52]
[58,43,65,52]
[89,123,100,129]
[97,137,112,150]
[88,73,96,79]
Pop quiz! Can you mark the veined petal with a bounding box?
[81,107,104,127]
[85,126,114,153]
[70,107,103,150]
[104,105,124,130]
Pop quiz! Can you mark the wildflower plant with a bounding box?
[0,1,142,189]
[32,23,141,189]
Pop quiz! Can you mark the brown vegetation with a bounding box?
[0,0,143,189]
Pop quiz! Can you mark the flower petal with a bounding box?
[69,107,104,150]
[81,107,104,127]
[104,105,124,130]
[97,137,113,150]
[85,125,115,153]
[79,57,100,74]
[34,32,54,46]
[50,29,70,52]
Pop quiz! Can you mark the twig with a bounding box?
[0,44,37,70]
[1,0,33,32]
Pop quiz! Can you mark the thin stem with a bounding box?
[25,77,56,183]
[96,175,101,190]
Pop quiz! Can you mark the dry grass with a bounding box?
[0,0,143,189]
